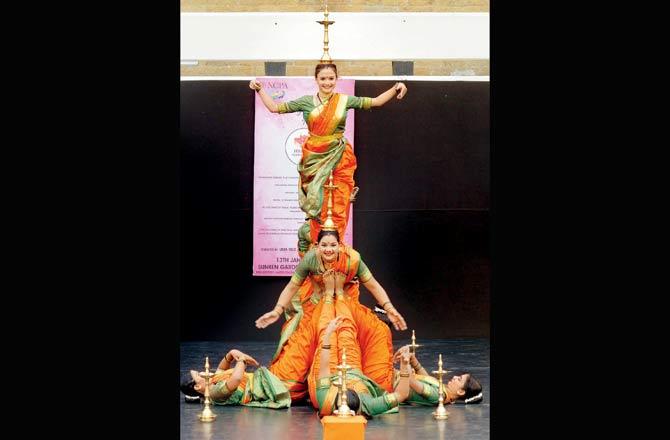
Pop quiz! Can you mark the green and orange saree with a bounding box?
[307,277,394,417]
[268,245,394,405]
[306,275,394,409]
[315,370,399,417]
[277,93,372,247]
[392,370,442,406]
[208,366,291,409]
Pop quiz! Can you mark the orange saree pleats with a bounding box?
[268,280,319,402]
[348,296,395,392]
[308,145,357,244]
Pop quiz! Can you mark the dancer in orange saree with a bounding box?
[309,299,412,416]
[250,64,408,403]
[180,349,291,409]
[250,63,408,252]
[256,229,407,403]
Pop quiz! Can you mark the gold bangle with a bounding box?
[399,372,410,378]
[322,345,331,349]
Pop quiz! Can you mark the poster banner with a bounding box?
[253,77,355,276]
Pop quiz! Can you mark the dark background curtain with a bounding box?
[180,80,489,341]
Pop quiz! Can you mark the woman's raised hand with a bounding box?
[387,306,408,331]
[249,80,262,91]
[393,345,410,363]
[255,310,280,329]
[395,82,408,99]
[325,316,343,336]
[227,349,259,366]
[243,355,260,367]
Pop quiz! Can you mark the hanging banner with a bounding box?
[253,77,355,276]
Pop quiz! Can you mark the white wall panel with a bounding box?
[181,12,489,61]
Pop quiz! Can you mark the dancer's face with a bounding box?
[316,68,337,97]
[445,373,469,396]
[318,234,339,263]
[190,370,206,394]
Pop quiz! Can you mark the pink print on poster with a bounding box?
[253,77,355,276]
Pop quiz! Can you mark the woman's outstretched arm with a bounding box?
[254,280,301,328]
[249,79,279,113]
[361,275,408,331]
[370,82,408,107]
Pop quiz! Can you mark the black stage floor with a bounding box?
[180,339,489,439]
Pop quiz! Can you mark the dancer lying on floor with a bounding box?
[391,345,484,405]
[308,293,412,417]
[180,349,290,409]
